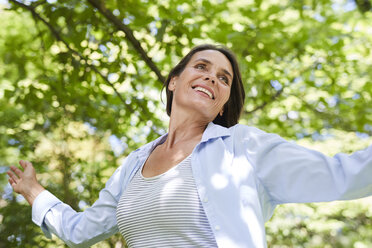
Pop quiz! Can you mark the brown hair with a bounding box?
[164,44,245,127]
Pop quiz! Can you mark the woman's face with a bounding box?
[169,50,233,122]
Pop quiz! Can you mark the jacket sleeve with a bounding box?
[237,125,372,204]
[32,157,131,248]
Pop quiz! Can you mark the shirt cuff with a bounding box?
[32,190,61,238]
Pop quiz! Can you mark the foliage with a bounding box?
[0,0,371,247]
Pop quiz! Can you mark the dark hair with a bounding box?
[164,44,245,127]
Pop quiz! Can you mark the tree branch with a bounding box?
[299,97,372,135]
[10,0,127,105]
[245,88,283,114]
[9,0,162,135]
[244,61,319,115]
[86,0,166,84]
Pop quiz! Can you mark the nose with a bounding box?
[204,76,215,84]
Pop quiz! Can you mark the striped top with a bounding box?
[116,155,217,247]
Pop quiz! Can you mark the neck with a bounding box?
[164,109,209,149]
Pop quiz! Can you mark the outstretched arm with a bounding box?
[235,125,372,204]
[6,159,129,248]
[7,160,45,205]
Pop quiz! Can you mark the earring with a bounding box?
[219,110,223,116]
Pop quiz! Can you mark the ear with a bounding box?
[168,77,177,91]
[219,109,224,116]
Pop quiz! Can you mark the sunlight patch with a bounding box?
[211,173,228,189]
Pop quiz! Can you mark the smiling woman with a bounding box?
[168,50,233,129]
[7,44,372,248]
[164,44,245,128]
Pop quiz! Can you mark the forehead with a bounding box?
[189,50,233,75]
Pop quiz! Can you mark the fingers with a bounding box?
[8,177,16,186]
[19,160,32,169]
[7,161,35,187]
[7,168,19,184]
[9,165,23,178]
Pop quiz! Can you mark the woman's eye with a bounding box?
[219,76,228,84]
[195,64,206,70]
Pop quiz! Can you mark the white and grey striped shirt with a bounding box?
[116,155,217,247]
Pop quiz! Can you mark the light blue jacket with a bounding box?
[32,122,372,247]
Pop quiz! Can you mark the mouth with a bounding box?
[192,86,215,100]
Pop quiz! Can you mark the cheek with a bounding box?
[222,88,231,104]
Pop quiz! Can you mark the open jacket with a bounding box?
[32,122,372,247]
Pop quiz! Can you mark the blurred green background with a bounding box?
[0,0,371,247]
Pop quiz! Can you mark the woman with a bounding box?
[7,44,372,248]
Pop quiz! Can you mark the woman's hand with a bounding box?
[7,160,45,206]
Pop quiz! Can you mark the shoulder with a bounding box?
[227,124,286,148]
[202,123,277,149]
[203,122,273,141]
[232,124,266,135]
[229,124,272,140]
[129,133,168,159]
[203,122,265,138]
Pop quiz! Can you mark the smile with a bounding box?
[192,86,215,99]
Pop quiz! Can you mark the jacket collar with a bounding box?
[135,122,232,157]
[200,122,232,143]
[134,133,167,158]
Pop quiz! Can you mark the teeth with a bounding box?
[194,86,213,99]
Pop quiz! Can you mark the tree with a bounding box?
[0,0,371,247]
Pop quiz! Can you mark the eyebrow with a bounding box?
[194,58,233,79]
